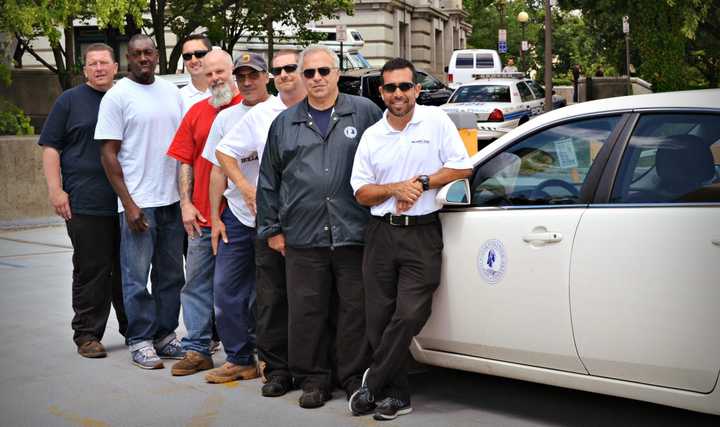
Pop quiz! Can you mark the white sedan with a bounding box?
[419,89,720,415]
[440,75,565,144]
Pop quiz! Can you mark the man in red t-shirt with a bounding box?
[166,49,242,376]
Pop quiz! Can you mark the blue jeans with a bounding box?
[180,230,214,355]
[120,202,185,352]
[214,209,256,365]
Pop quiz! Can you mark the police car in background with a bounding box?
[440,73,566,146]
[419,89,720,415]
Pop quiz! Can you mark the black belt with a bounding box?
[374,212,439,227]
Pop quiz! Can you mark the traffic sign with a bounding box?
[622,16,629,34]
[336,24,347,42]
[498,29,507,43]
[498,41,507,53]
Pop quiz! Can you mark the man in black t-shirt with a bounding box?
[39,43,127,358]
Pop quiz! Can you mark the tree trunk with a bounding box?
[266,15,274,62]
[150,0,168,74]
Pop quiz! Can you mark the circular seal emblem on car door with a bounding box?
[477,239,507,284]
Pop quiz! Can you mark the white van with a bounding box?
[446,49,502,89]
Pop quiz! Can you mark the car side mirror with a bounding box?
[444,66,449,73]
[436,179,471,206]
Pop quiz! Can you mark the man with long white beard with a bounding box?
[166,49,243,376]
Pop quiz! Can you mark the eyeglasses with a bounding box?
[382,82,415,93]
[182,50,209,61]
[271,64,298,76]
[302,67,335,79]
[235,70,261,82]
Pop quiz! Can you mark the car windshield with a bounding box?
[449,85,511,103]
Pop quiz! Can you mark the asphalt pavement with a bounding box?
[0,225,717,427]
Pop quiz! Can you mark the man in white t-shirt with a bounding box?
[96,34,185,370]
[179,35,211,115]
[348,58,472,420]
[214,50,307,398]
[196,52,271,384]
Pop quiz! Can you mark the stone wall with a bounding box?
[0,136,56,225]
[0,69,63,131]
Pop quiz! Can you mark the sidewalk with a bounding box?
[1,226,715,426]
[0,225,472,427]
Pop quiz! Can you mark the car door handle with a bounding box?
[712,239,720,246]
[523,232,563,243]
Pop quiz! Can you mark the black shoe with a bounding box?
[373,397,412,421]
[261,376,291,397]
[348,368,376,415]
[345,378,362,401]
[298,387,331,409]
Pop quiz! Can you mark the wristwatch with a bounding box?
[418,175,430,191]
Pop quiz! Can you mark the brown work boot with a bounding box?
[171,351,213,376]
[77,340,107,358]
[205,362,259,383]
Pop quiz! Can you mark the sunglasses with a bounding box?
[271,64,298,76]
[182,50,209,61]
[235,70,261,82]
[382,82,416,93]
[302,67,335,79]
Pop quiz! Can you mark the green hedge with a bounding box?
[0,98,34,136]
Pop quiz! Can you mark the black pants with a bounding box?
[66,214,127,346]
[285,245,369,392]
[255,238,290,379]
[363,217,443,401]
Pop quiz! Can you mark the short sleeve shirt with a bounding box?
[37,84,117,215]
[351,105,472,216]
[201,102,254,226]
[167,94,242,226]
[216,95,287,173]
[179,81,210,116]
[94,77,183,212]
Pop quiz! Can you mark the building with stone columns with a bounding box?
[315,0,471,76]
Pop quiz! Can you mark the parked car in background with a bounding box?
[446,49,502,89]
[440,73,566,147]
[338,68,453,110]
[418,89,720,415]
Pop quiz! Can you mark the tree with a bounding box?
[560,0,711,91]
[1,0,145,90]
[687,0,720,88]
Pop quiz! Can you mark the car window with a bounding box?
[448,85,510,103]
[610,114,720,204]
[476,54,495,68]
[471,116,621,206]
[526,81,545,99]
[338,76,361,96]
[365,75,384,107]
[516,82,534,102]
[455,54,474,69]
[416,71,443,91]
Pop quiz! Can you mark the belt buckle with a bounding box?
[389,214,409,226]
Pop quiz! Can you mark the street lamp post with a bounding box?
[517,11,529,73]
[496,0,507,54]
[544,0,553,112]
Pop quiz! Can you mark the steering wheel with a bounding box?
[529,179,580,201]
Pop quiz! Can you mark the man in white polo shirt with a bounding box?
[214,49,307,398]
[179,34,211,115]
[348,58,472,420]
[95,34,185,370]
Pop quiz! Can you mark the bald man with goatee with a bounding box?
[166,50,243,376]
